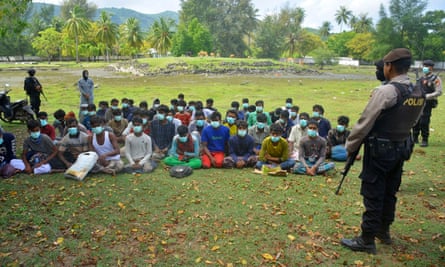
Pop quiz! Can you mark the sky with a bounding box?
[36,0,445,32]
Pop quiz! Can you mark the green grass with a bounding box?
[0,58,444,266]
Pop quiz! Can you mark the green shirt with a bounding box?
[259,136,289,162]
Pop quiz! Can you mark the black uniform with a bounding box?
[24,74,42,114]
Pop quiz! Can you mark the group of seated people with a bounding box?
[0,94,351,178]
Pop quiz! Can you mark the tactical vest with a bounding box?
[371,82,425,141]
[420,74,437,94]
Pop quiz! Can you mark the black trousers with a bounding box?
[29,95,41,114]
[359,141,404,237]
[413,102,434,141]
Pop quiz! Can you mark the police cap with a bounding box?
[423,60,434,67]
[383,48,411,63]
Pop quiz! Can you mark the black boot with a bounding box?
[413,135,419,144]
[376,225,392,245]
[341,235,376,254]
[420,138,428,147]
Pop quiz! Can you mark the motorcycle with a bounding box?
[0,84,35,123]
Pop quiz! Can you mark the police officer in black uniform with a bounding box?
[24,69,42,114]
[341,48,425,254]
[412,60,443,147]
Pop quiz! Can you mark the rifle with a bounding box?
[335,148,360,195]
[40,89,48,101]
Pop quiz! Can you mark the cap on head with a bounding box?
[423,60,434,67]
[383,48,411,63]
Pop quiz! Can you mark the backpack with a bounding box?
[169,165,193,178]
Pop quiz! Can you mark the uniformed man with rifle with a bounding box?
[24,69,46,113]
[340,48,425,254]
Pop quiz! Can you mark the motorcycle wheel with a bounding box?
[0,111,14,123]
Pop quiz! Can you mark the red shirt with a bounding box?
[41,124,56,140]
[174,112,191,126]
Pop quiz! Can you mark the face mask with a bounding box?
[54,119,60,124]
[30,131,41,139]
[337,125,345,133]
[375,69,386,82]
[196,119,205,127]
[211,121,220,128]
[189,106,195,111]
[157,113,165,120]
[142,118,148,125]
[40,119,48,127]
[286,103,292,108]
[238,129,247,137]
[88,111,96,116]
[92,126,104,135]
[111,105,118,110]
[166,115,173,122]
[290,111,297,117]
[178,136,188,143]
[308,129,318,137]
[300,119,308,127]
[177,106,184,112]
[257,122,265,129]
[68,127,78,135]
[170,105,174,110]
[271,136,280,143]
[153,104,160,108]
[256,106,263,112]
[279,118,285,124]
[122,103,129,109]
[242,103,248,108]
[0,138,3,145]
[422,67,430,74]
[226,117,235,124]
[114,115,122,122]
[133,125,143,133]
[312,111,320,118]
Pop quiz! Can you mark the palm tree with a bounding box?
[280,7,305,57]
[96,11,118,62]
[65,6,90,63]
[319,21,332,40]
[121,17,144,57]
[351,13,373,33]
[147,17,176,56]
[335,6,352,32]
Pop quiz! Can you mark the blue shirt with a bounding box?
[317,118,331,138]
[201,125,230,152]
[228,134,254,162]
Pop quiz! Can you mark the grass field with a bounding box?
[0,58,444,266]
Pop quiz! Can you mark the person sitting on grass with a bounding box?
[288,112,310,160]
[223,120,256,168]
[248,100,272,127]
[167,110,182,134]
[248,113,270,156]
[38,111,56,141]
[0,128,20,178]
[188,110,208,139]
[164,125,202,169]
[89,116,123,175]
[201,111,230,169]
[20,119,65,174]
[108,108,128,144]
[223,109,239,136]
[174,100,191,126]
[312,104,331,139]
[124,117,157,173]
[274,110,294,139]
[58,118,90,169]
[255,123,295,171]
[326,115,350,161]
[82,103,97,131]
[150,105,176,161]
[292,120,335,176]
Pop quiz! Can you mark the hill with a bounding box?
[30,3,179,30]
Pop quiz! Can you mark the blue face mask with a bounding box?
[81,110,88,115]
[238,129,247,137]
[189,106,195,111]
[40,119,48,127]
[308,129,318,137]
[300,119,308,127]
[290,111,297,117]
[133,125,143,133]
[177,106,184,112]
[114,115,122,121]
[0,138,3,145]
[256,106,263,112]
[286,103,292,108]
[178,136,188,143]
[68,127,78,135]
[279,118,285,124]
[196,119,205,127]
[92,126,104,135]
[157,113,165,120]
[226,117,235,124]
[111,105,118,110]
[88,111,96,116]
[422,67,430,74]
[336,125,345,133]
[142,118,148,125]
[312,111,320,118]
[122,103,129,109]
[257,122,265,129]
[271,136,280,143]
[30,131,41,139]
[166,115,173,122]
[211,121,220,128]
[242,103,248,109]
